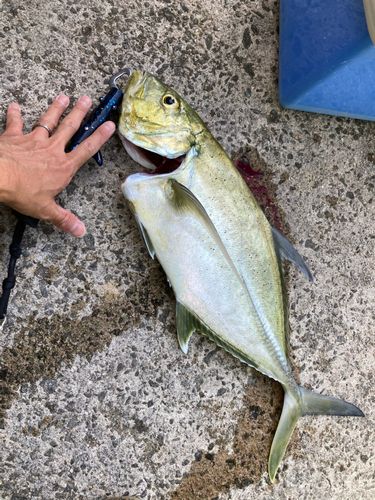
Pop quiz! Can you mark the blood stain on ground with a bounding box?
[232,146,285,233]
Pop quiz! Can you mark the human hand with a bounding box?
[0,95,116,237]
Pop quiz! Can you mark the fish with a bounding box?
[118,71,364,482]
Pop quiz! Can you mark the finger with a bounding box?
[47,203,86,238]
[68,121,116,174]
[4,103,23,136]
[31,95,70,139]
[53,95,92,144]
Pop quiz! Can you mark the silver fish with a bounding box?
[118,71,364,481]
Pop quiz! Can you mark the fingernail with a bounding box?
[8,102,20,110]
[70,221,86,238]
[56,94,69,106]
[78,95,91,106]
[103,121,116,133]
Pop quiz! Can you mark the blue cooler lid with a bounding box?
[279,0,375,121]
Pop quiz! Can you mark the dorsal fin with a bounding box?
[275,253,291,361]
[271,226,313,281]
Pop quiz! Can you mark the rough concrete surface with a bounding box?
[0,0,374,499]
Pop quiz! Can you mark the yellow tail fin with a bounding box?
[268,386,364,482]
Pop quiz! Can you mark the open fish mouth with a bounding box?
[120,135,186,176]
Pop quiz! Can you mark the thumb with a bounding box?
[48,203,86,238]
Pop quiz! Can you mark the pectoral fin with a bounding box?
[271,226,313,282]
[134,215,155,259]
[167,179,243,287]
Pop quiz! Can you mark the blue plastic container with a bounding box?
[279,0,375,121]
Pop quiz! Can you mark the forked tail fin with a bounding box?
[268,386,364,482]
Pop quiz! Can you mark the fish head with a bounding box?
[118,70,206,174]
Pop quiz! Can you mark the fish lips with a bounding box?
[119,134,188,176]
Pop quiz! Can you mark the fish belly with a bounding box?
[142,200,289,385]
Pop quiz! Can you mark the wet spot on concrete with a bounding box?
[0,266,173,428]
[171,373,299,499]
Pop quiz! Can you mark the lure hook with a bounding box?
[110,68,131,89]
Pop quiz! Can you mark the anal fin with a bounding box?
[176,301,196,354]
[176,301,258,370]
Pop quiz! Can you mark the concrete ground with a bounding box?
[0,0,374,499]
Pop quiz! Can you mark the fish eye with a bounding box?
[163,94,179,108]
